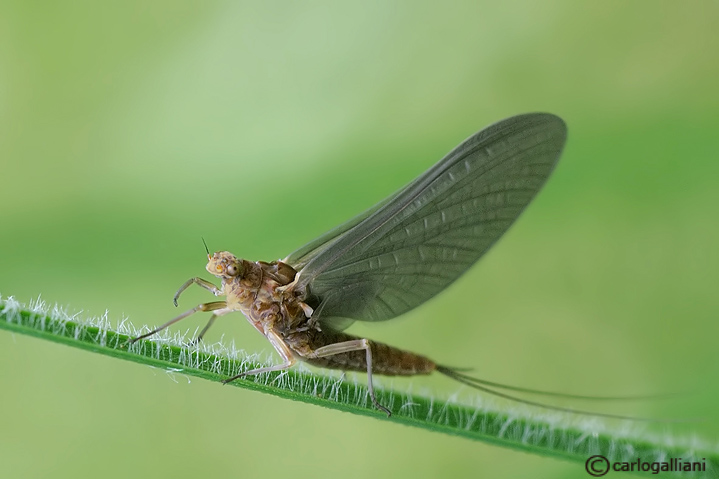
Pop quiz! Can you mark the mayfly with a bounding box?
[132,113,580,417]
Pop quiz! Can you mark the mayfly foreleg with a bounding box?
[188,314,218,345]
[173,277,221,306]
[129,301,228,344]
[306,339,391,417]
[222,329,297,384]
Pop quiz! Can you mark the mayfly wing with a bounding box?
[283,193,392,270]
[284,158,430,269]
[285,113,567,327]
[285,134,460,269]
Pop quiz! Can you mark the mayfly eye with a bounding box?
[227,265,238,275]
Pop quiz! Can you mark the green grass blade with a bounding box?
[1,295,716,478]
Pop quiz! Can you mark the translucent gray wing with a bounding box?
[286,113,567,325]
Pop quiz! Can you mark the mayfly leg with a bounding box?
[173,277,220,306]
[306,339,391,417]
[129,301,228,344]
[222,329,297,383]
[189,314,218,345]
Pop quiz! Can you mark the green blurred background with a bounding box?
[1,2,718,478]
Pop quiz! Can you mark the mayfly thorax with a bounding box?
[129,113,603,417]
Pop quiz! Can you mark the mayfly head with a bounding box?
[206,251,244,279]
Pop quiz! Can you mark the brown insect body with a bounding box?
[211,251,436,378]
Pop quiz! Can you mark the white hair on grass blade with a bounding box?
[1,294,717,473]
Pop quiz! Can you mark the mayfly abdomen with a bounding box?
[291,329,437,376]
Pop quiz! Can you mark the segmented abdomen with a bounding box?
[290,329,436,376]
